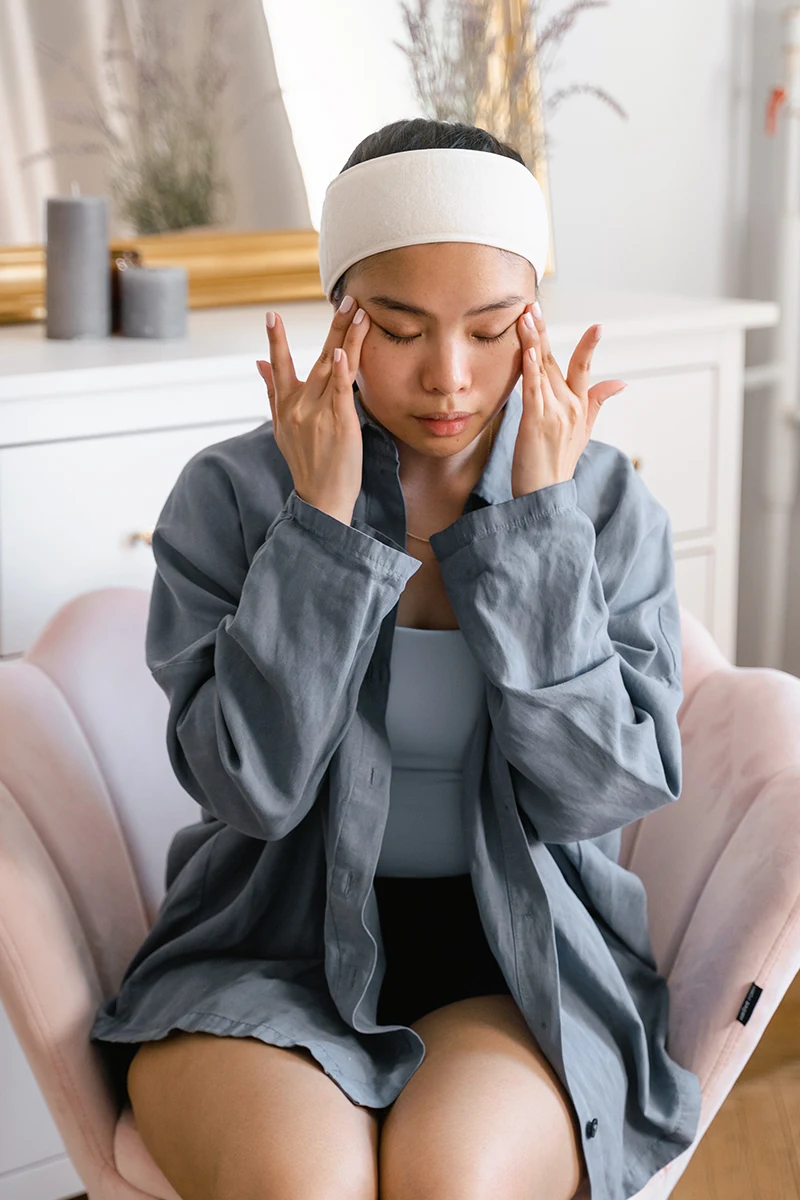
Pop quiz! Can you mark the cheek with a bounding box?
[359,333,413,378]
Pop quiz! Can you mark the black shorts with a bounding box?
[107,873,512,1111]
[373,872,512,1027]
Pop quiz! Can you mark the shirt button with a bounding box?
[585,1118,599,1138]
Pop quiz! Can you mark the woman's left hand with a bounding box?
[511,302,628,500]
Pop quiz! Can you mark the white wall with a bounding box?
[740,0,800,673]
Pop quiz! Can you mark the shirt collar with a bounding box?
[352,382,522,507]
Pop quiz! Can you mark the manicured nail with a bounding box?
[338,295,355,314]
[523,312,535,329]
[266,311,276,328]
[353,307,366,324]
[532,300,542,318]
[594,324,604,340]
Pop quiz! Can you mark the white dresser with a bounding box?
[0,283,778,1199]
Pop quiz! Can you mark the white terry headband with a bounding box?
[318,146,549,303]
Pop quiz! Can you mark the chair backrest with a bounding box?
[0,588,729,998]
[23,586,201,916]
[0,589,199,999]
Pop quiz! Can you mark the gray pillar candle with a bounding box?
[45,195,111,339]
[120,265,188,338]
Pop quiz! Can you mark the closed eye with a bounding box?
[378,325,513,346]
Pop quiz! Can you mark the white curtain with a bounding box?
[0,0,312,244]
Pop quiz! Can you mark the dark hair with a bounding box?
[329,118,540,306]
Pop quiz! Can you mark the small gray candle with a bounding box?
[120,265,188,338]
[45,194,111,339]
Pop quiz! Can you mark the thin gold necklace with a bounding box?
[406,417,497,544]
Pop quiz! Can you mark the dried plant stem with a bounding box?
[394,0,627,167]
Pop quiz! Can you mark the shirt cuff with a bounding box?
[285,490,421,582]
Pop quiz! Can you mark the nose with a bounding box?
[419,334,471,395]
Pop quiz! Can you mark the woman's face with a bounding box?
[334,241,537,471]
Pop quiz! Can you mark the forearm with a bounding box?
[149,490,420,840]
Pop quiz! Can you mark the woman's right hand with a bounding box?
[256,296,371,527]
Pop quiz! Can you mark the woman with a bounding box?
[90,118,703,1200]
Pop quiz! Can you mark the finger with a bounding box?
[256,358,276,420]
[586,379,627,434]
[564,325,603,401]
[518,304,552,388]
[330,345,354,415]
[264,311,301,404]
[519,308,557,409]
[529,305,568,393]
[340,305,371,382]
[307,296,365,389]
[524,343,544,420]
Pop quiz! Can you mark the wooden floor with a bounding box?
[673,971,800,1200]
[70,974,800,1200]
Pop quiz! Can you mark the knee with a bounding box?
[213,1149,378,1200]
[380,1129,583,1200]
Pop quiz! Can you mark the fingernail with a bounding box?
[338,295,355,314]
[594,324,604,340]
[532,300,542,319]
[266,311,276,328]
[353,307,366,324]
[522,312,535,329]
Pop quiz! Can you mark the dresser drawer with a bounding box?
[589,365,717,540]
[0,420,264,657]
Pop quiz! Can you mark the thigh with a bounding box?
[378,995,588,1200]
[126,1030,380,1200]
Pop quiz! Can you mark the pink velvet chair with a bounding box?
[0,586,798,1200]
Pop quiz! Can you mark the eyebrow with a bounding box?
[366,293,529,318]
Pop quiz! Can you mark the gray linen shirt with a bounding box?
[91,380,703,1200]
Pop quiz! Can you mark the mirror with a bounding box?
[0,0,553,323]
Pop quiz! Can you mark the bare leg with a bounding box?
[379,995,587,1200]
[126,1030,380,1200]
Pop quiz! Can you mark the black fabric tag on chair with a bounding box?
[737,982,763,1025]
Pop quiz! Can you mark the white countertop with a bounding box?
[0,284,779,401]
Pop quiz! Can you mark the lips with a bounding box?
[416,414,473,436]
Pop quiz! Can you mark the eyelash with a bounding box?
[378,327,510,345]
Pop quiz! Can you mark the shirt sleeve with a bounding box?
[146,448,421,841]
[428,450,683,845]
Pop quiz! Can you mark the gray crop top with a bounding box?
[375,625,486,878]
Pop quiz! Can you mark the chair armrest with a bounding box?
[628,662,800,973]
[667,760,800,1094]
[624,662,800,1143]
